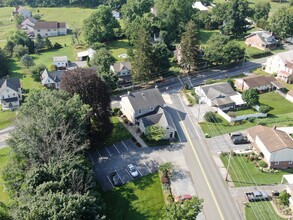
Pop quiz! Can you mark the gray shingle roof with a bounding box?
[246,31,278,45]
[125,88,165,111]
[112,61,132,73]
[0,78,21,94]
[47,70,64,83]
[201,82,237,100]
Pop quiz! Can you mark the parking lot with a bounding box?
[89,139,170,191]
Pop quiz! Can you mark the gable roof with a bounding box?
[42,69,65,83]
[21,17,37,27]
[122,88,165,111]
[242,75,276,88]
[201,82,237,100]
[247,125,293,153]
[53,56,68,62]
[34,22,66,30]
[277,50,293,69]
[0,78,21,94]
[192,1,209,11]
[112,62,132,73]
[246,31,277,45]
[139,106,176,130]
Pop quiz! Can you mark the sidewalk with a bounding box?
[118,117,148,148]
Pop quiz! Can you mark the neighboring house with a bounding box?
[77,48,96,61]
[245,31,277,50]
[110,61,132,85]
[137,106,177,139]
[33,21,67,37]
[246,125,293,169]
[263,50,293,83]
[20,17,37,36]
[12,6,32,18]
[0,78,22,110]
[195,82,245,110]
[53,56,68,69]
[234,75,277,92]
[112,10,121,19]
[285,90,293,103]
[120,88,165,123]
[192,1,209,11]
[41,69,64,89]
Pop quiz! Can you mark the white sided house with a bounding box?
[263,50,293,84]
[111,61,132,85]
[77,48,96,61]
[120,88,165,123]
[247,125,293,169]
[192,1,209,11]
[0,78,22,110]
[12,6,32,19]
[33,21,67,37]
[112,10,121,19]
[53,56,68,69]
[234,75,277,92]
[41,69,64,89]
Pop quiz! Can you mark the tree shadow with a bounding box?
[170,169,187,182]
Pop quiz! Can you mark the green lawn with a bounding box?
[199,29,220,47]
[102,172,165,220]
[246,201,286,220]
[0,147,11,205]
[233,108,257,117]
[221,154,293,187]
[0,110,16,130]
[105,116,132,146]
[108,39,132,62]
[259,92,293,115]
[0,7,15,42]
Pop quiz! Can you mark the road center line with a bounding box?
[176,110,225,220]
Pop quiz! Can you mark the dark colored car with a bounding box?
[111,172,122,186]
[232,137,250,145]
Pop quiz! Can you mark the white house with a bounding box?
[110,61,132,85]
[192,1,209,11]
[53,56,68,69]
[120,88,165,123]
[112,10,121,19]
[77,48,96,61]
[195,82,245,110]
[0,78,22,110]
[41,69,64,89]
[263,50,293,84]
[137,106,177,139]
[33,21,67,37]
[12,6,32,19]
[247,125,293,169]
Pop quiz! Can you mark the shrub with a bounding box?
[50,64,57,71]
[258,160,268,168]
[227,112,236,118]
[248,117,255,122]
[118,110,123,116]
[123,117,129,124]
[204,111,217,123]
[161,175,170,184]
[53,42,62,49]
[112,108,120,116]
[259,105,271,113]
[279,191,290,206]
[257,121,267,126]
[232,151,236,156]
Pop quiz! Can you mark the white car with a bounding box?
[127,164,139,178]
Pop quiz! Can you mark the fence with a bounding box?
[217,108,267,123]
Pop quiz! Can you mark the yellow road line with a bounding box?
[176,111,225,220]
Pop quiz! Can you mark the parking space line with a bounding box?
[106,176,114,187]
[137,168,142,177]
[121,141,129,150]
[105,147,112,157]
[144,162,152,173]
[96,149,102,158]
[152,159,159,167]
[125,169,134,180]
[113,144,120,154]
[160,156,166,163]
[115,169,124,184]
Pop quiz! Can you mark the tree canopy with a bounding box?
[269,7,293,39]
[83,5,120,44]
[0,48,9,78]
[242,89,259,107]
[145,124,167,141]
[60,68,113,144]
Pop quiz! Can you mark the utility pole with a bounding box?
[225,148,232,181]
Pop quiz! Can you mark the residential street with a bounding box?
[0,126,14,149]
[166,92,244,220]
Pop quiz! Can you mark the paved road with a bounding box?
[0,126,14,149]
[168,92,243,220]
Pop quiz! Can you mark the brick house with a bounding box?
[245,31,277,50]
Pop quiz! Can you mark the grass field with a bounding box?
[108,39,132,62]
[233,108,257,116]
[102,172,165,220]
[246,201,286,220]
[0,147,11,205]
[259,92,293,115]
[0,109,16,130]
[0,7,15,42]
[221,154,293,187]
[105,116,132,146]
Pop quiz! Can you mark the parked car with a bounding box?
[245,191,270,202]
[111,172,122,186]
[127,164,139,178]
[174,194,192,203]
[232,136,250,145]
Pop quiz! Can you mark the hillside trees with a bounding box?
[60,68,113,144]
[121,0,153,22]
[4,30,34,56]
[269,7,293,39]
[0,48,9,78]
[83,5,120,44]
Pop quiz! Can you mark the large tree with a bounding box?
[121,0,153,22]
[242,89,259,107]
[151,40,171,75]
[0,48,9,78]
[20,54,35,68]
[90,48,115,72]
[204,34,245,65]
[253,2,271,21]
[180,20,200,72]
[145,124,167,141]
[4,30,34,56]
[30,63,47,81]
[221,0,250,37]
[269,7,293,40]
[83,5,120,44]
[60,68,113,144]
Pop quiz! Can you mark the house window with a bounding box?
[274,161,279,165]
[289,161,293,165]
[138,109,142,114]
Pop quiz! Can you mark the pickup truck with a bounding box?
[245,191,270,202]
